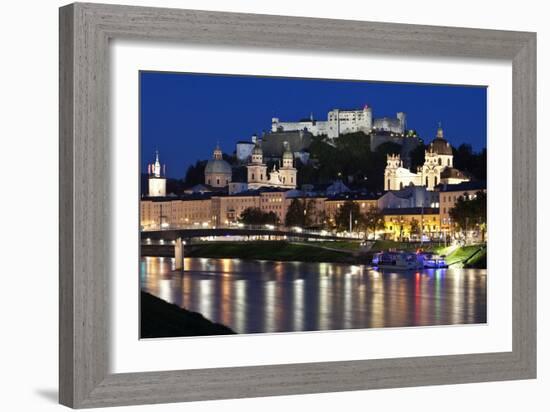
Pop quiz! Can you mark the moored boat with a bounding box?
[372,251,422,270]
[418,252,448,268]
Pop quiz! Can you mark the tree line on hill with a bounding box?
[143,132,486,195]
[300,133,486,191]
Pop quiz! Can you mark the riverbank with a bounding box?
[140,240,486,268]
[370,240,487,268]
[140,291,235,338]
[462,247,487,268]
[184,241,358,264]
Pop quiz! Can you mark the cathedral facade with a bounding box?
[384,126,469,191]
[247,142,297,190]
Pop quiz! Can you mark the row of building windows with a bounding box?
[388,225,438,231]
[389,216,437,223]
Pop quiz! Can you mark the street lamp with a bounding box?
[420,204,424,246]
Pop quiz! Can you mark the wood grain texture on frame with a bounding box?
[59,2,536,408]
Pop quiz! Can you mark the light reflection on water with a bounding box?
[140,257,487,334]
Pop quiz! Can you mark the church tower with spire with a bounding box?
[147,151,167,197]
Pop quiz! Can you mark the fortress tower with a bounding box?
[396,112,407,132]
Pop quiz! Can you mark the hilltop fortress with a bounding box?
[271,105,406,139]
[143,114,481,241]
[267,104,420,163]
[147,103,470,198]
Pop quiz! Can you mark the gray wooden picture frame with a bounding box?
[59,2,536,409]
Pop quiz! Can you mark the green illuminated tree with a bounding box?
[410,218,421,239]
[364,206,385,240]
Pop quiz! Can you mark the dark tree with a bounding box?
[222,152,238,166]
[239,208,279,226]
[166,178,186,195]
[184,160,207,186]
[334,200,362,232]
[285,198,315,228]
[449,191,487,240]
[453,144,487,181]
[304,133,407,192]
[410,218,421,238]
[295,158,318,186]
[307,136,342,183]
[362,141,402,192]
[409,143,426,171]
[374,141,402,157]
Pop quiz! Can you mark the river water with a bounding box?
[140,257,486,334]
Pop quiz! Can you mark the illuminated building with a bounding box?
[140,195,213,230]
[147,151,166,197]
[140,189,291,229]
[247,142,297,190]
[204,145,232,188]
[384,126,470,191]
[324,193,379,227]
[438,181,487,235]
[382,207,441,241]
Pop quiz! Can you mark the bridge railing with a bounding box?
[142,223,348,237]
[141,226,364,243]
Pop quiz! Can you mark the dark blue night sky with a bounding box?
[140,71,486,179]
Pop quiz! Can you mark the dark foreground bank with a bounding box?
[140,291,235,338]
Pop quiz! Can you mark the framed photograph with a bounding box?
[59,2,536,408]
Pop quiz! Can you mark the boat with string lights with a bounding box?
[371,251,423,270]
[418,252,449,268]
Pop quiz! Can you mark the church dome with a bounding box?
[441,167,467,179]
[252,144,263,155]
[428,126,453,155]
[282,147,293,160]
[205,158,232,175]
[205,145,231,175]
